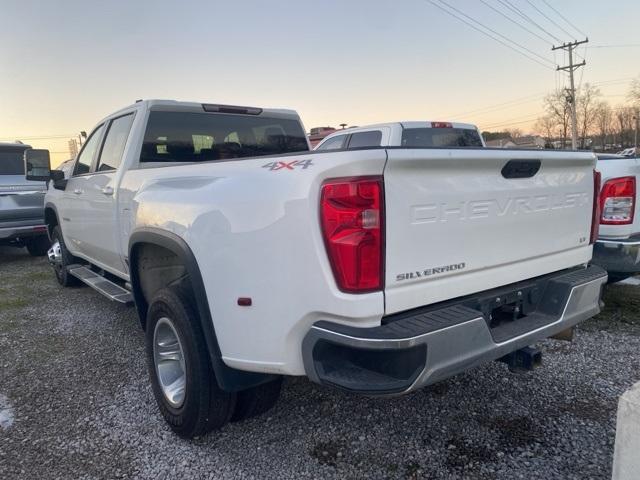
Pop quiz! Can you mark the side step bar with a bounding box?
[67,265,133,305]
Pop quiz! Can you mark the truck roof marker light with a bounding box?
[202,104,263,115]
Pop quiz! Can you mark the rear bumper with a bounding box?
[592,237,640,274]
[0,223,48,241]
[302,265,607,395]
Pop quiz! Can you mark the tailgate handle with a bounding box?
[501,159,541,179]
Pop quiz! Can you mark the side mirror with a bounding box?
[51,170,67,190]
[24,149,51,181]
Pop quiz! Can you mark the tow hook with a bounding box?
[498,346,542,374]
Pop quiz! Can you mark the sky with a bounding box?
[1,0,639,166]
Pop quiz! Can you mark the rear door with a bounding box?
[0,146,46,233]
[383,148,596,314]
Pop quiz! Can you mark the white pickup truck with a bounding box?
[591,153,640,282]
[26,100,607,438]
[314,121,485,151]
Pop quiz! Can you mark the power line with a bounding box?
[478,0,551,45]
[435,0,555,66]
[525,0,576,39]
[590,44,640,49]
[427,0,555,69]
[539,0,587,38]
[495,0,561,43]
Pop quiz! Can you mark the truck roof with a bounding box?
[329,121,479,132]
[0,142,31,149]
[108,99,300,120]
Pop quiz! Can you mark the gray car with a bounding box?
[0,142,50,256]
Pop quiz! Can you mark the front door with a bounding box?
[74,113,135,274]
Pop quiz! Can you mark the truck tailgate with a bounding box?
[383,148,596,314]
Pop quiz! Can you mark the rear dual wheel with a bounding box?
[146,288,282,438]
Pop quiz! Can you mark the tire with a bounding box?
[51,226,80,287]
[25,235,51,256]
[607,272,632,284]
[146,287,236,438]
[230,377,283,422]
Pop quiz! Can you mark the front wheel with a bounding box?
[146,288,236,438]
[50,226,80,287]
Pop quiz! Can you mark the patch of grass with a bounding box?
[25,271,51,282]
[0,297,28,311]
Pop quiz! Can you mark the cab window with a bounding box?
[316,135,347,151]
[74,124,105,175]
[96,114,135,172]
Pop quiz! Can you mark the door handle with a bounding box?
[73,189,83,195]
[101,186,114,196]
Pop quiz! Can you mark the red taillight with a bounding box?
[599,175,635,225]
[591,170,601,244]
[431,122,453,128]
[320,176,384,293]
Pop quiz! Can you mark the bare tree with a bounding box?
[593,102,613,150]
[505,128,522,139]
[542,90,571,148]
[629,77,640,107]
[576,83,601,149]
[534,114,555,146]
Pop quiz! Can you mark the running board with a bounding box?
[67,265,133,305]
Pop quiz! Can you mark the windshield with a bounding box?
[401,128,483,148]
[141,111,309,163]
[0,148,26,175]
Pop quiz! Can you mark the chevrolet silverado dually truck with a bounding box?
[591,153,640,282]
[25,100,607,438]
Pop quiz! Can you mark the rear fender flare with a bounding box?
[128,227,276,392]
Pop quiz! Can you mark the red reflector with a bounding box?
[591,170,601,244]
[320,176,384,293]
[237,297,252,306]
[32,226,47,232]
[599,175,635,225]
[431,122,453,128]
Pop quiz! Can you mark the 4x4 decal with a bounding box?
[262,159,314,171]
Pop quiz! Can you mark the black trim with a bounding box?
[44,202,60,239]
[128,228,275,392]
[501,159,541,179]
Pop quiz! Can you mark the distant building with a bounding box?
[512,135,545,149]
[485,138,516,148]
[308,127,337,147]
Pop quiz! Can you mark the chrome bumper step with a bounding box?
[67,265,133,305]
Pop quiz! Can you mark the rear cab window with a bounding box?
[0,146,27,175]
[401,127,483,148]
[348,131,382,149]
[140,111,309,163]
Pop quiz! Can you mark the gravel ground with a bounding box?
[1,246,639,479]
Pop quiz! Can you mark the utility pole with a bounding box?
[553,39,588,150]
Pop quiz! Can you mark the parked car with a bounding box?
[29,100,606,438]
[314,121,485,150]
[0,142,50,256]
[591,153,640,282]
